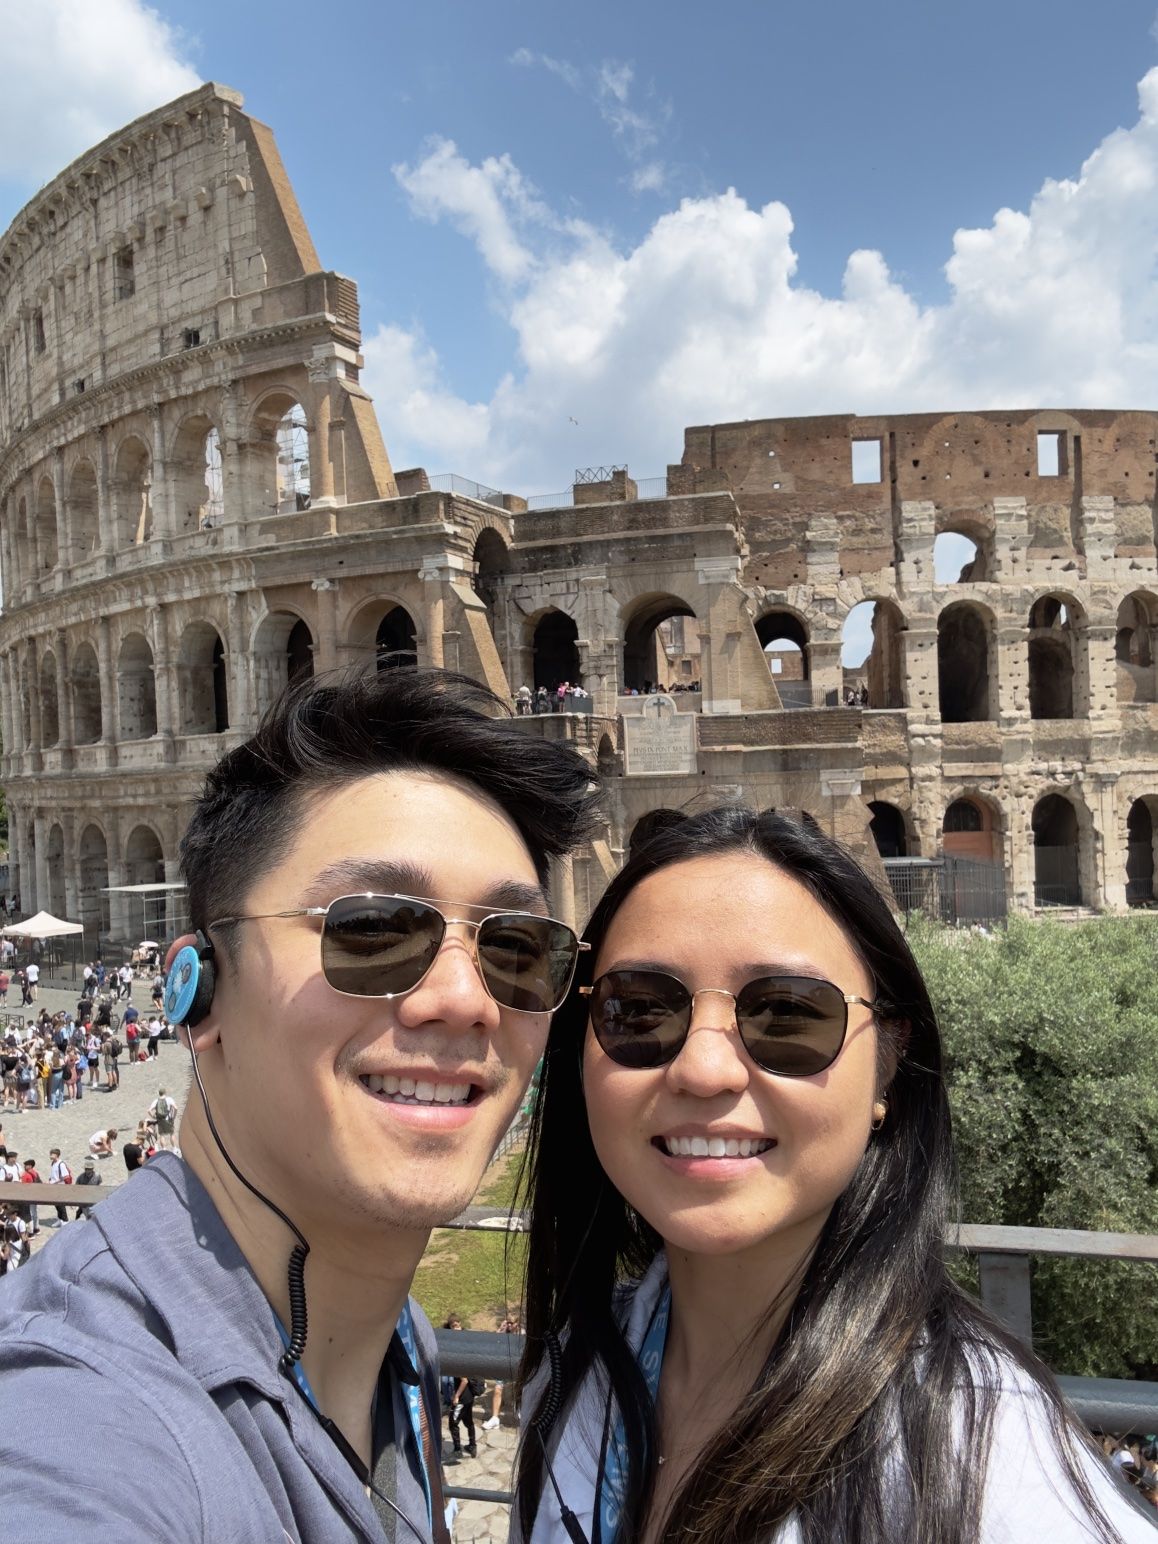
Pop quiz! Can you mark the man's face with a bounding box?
[199,770,553,1240]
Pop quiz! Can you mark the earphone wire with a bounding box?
[183,1031,430,1543]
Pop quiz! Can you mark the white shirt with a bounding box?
[24,964,38,983]
[48,1159,70,1184]
[520,1255,1157,1543]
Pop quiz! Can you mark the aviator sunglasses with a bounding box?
[581,969,879,1076]
[212,893,587,1014]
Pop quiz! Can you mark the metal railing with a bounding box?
[1034,845,1083,907]
[426,473,506,508]
[884,856,1009,926]
[574,465,626,483]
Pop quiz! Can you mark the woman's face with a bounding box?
[582,852,882,1261]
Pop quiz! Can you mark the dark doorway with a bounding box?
[533,611,581,690]
[938,605,991,722]
[287,620,314,686]
[212,635,229,732]
[868,802,907,859]
[1126,800,1155,906]
[1032,794,1081,906]
[376,607,418,670]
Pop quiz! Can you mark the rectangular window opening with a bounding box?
[1036,431,1067,477]
[113,245,136,302]
[183,327,201,349]
[851,437,882,484]
[32,310,46,354]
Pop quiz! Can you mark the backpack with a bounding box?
[468,1377,486,1397]
[16,1065,31,1089]
[57,1161,72,1185]
[108,1039,122,1059]
[156,1096,174,1121]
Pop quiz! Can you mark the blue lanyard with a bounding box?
[596,1283,671,1544]
[276,1302,433,1531]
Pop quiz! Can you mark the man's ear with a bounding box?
[165,935,196,972]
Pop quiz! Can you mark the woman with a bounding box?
[514,808,1152,1544]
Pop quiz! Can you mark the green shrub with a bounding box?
[909,914,1158,1378]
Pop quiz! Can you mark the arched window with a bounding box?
[38,650,60,746]
[113,437,153,546]
[117,633,158,740]
[14,497,32,594]
[623,595,696,694]
[1126,798,1158,906]
[933,530,985,583]
[943,797,999,862]
[1115,593,1158,705]
[78,824,110,939]
[177,622,229,734]
[71,642,102,744]
[125,825,164,885]
[944,799,982,833]
[937,604,994,722]
[46,823,66,916]
[67,460,99,562]
[35,476,58,572]
[842,600,904,709]
[1032,793,1081,907]
[473,529,508,627]
[171,416,225,531]
[868,801,907,859]
[1027,596,1077,720]
[276,407,310,513]
[253,612,314,718]
[376,607,418,671]
[757,611,810,705]
[534,610,581,691]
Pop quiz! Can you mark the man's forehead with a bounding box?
[301,856,548,914]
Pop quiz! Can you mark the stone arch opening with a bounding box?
[943,795,1000,862]
[117,632,158,740]
[70,642,102,744]
[933,529,986,583]
[842,600,904,708]
[38,649,60,746]
[1032,792,1082,907]
[472,527,508,630]
[756,610,810,705]
[35,476,58,572]
[78,824,110,938]
[868,801,908,859]
[254,394,311,514]
[125,824,165,886]
[46,822,66,917]
[178,621,229,734]
[1115,592,1158,705]
[67,459,99,562]
[171,415,224,532]
[597,733,618,777]
[376,606,418,670]
[1027,595,1084,720]
[113,436,153,546]
[628,808,685,857]
[623,595,696,694]
[937,602,995,722]
[1126,796,1158,906]
[534,610,581,691]
[14,496,31,593]
[253,611,314,717]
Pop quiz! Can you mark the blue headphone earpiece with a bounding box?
[164,931,217,1028]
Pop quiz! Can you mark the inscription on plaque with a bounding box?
[623,693,697,775]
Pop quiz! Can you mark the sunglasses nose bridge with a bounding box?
[687,986,739,1032]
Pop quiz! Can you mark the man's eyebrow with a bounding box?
[304,860,548,914]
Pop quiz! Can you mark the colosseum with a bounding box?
[3,80,1158,946]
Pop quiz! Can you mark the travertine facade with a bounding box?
[3,84,1158,945]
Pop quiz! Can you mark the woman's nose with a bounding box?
[665,990,750,1096]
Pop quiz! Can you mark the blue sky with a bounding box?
[4,0,1158,661]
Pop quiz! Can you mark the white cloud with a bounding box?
[370,66,1158,495]
[509,47,582,92]
[0,0,201,187]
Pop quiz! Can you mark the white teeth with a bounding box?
[361,1074,473,1106]
[433,1083,453,1103]
[366,1073,383,1094]
[662,1136,774,1159]
[383,1076,400,1095]
[414,1080,435,1102]
[399,1077,416,1096]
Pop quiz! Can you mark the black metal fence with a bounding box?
[883,857,1008,926]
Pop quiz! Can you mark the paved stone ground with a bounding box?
[443,1421,517,1542]
[0,977,189,1256]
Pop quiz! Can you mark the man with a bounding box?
[46,1148,72,1224]
[150,1087,177,1150]
[24,959,39,1001]
[74,1156,102,1219]
[145,1015,163,1060]
[0,666,595,1540]
[119,962,133,1001]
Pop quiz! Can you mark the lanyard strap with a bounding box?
[277,1303,435,1532]
[595,1283,671,1544]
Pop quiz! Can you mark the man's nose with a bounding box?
[393,924,500,1032]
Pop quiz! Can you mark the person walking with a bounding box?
[151,1088,178,1150]
[19,1157,40,1235]
[24,961,39,1003]
[146,1016,163,1060]
[74,1156,102,1219]
[46,1149,72,1225]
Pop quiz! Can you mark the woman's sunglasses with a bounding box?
[581,969,878,1076]
[212,893,586,1014]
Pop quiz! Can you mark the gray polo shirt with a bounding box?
[0,1153,439,1542]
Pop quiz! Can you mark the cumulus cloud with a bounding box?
[367,66,1158,494]
[0,0,201,189]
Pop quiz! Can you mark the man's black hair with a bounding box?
[180,665,600,941]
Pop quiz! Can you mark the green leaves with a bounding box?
[912,916,1158,1379]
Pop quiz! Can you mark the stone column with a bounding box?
[422,559,447,669]
[149,404,170,542]
[996,622,1030,726]
[97,617,119,752]
[311,578,339,673]
[0,651,15,774]
[1088,772,1119,911]
[26,639,43,769]
[62,811,79,920]
[52,448,71,572]
[896,499,936,591]
[8,806,24,909]
[308,382,336,507]
[164,855,183,938]
[96,426,114,554]
[227,590,251,727]
[549,852,577,932]
[105,819,129,943]
[149,604,176,755]
[55,631,74,764]
[33,812,49,915]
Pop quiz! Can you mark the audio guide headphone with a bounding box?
[163,930,217,1028]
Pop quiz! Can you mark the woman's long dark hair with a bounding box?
[515,807,1123,1544]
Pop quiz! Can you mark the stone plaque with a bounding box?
[623,693,697,775]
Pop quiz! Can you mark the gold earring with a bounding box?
[871,1100,887,1132]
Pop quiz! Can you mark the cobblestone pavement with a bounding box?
[444,1422,517,1543]
[0,977,189,1256]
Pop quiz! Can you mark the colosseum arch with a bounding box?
[1027,593,1087,720]
[252,392,311,515]
[34,475,58,573]
[622,593,697,694]
[937,601,997,722]
[77,823,110,936]
[253,610,313,717]
[472,527,509,630]
[66,458,99,562]
[1125,794,1158,906]
[532,608,581,691]
[867,800,909,858]
[112,435,153,546]
[346,597,419,671]
[117,632,158,740]
[12,496,31,594]
[177,620,229,734]
[933,515,992,583]
[46,822,66,917]
[124,824,165,885]
[170,413,224,533]
[942,792,1003,864]
[38,648,60,746]
[756,608,811,706]
[70,642,102,744]
[1115,591,1158,705]
[1032,791,1086,907]
[842,598,904,708]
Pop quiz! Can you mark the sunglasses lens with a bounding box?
[321,896,443,997]
[589,971,690,1067]
[477,915,579,1013]
[735,976,848,1076]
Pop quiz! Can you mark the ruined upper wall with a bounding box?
[0,82,352,444]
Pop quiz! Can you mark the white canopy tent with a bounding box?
[1,911,84,938]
